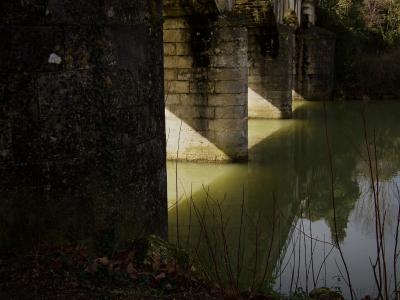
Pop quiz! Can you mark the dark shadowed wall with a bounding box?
[293,27,335,101]
[0,0,167,253]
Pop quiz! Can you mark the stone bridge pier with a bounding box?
[164,1,248,162]
[0,0,167,252]
[164,0,335,162]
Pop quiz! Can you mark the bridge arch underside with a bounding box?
[163,0,334,162]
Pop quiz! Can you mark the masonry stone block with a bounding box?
[215,80,248,93]
[164,12,248,162]
[210,54,248,68]
[215,106,246,119]
[189,81,216,94]
[164,43,176,55]
[164,56,193,68]
[293,27,335,101]
[166,80,190,94]
[163,18,189,29]
[175,43,191,55]
[164,68,177,80]
[163,29,191,42]
[209,68,247,81]
[248,25,295,119]
[180,94,208,106]
[177,69,194,80]
[208,93,247,106]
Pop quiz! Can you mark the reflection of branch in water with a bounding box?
[277,220,337,296]
[276,224,301,278]
[393,184,400,296]
[324,101,354,300]
[353,177,400,236]
[175,119,182,247]
[293,224,336,247]
[315,243,335,286]
[334,258,351,289]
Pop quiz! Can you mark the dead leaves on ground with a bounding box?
[82,245,202,294]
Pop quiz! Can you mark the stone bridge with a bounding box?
[0,0,334,251]
[164,0,335,162]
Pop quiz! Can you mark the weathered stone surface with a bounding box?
[164,12,248,162]
[209,68,247,80]
[163,18,189,29]
[215,80,248,93]
[0,26,64,73]
[166,81,190,93]
[233,0,271,25]
[163,1,334,158]
[293,27,335,101]
[248,25,295,119]
[0,0,167,253]
[215,105,246,118]
[164,56,193,68]
[208,93,247,106]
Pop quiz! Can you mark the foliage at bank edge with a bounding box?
[0,235,348,299]
[317,0,400,99]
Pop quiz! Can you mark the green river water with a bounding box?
[167,101,400,298]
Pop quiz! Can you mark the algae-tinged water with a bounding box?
[167,101,400,298]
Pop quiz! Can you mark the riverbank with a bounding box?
[0,236,345,300]
[0,236,216,300]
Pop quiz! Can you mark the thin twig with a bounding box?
[175,120,183,247]
[324,101,354,300]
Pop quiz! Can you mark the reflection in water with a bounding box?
[167,101,400,298]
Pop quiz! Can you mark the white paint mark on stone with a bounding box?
[48,53,62,64]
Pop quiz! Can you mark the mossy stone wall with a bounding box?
[0,0,167,253]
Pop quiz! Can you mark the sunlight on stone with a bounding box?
[248,87,287,119]
[165,109,230,162]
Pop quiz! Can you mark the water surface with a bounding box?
[167,101,400,298]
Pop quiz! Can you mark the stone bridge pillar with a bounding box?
[293,27,335,101]
[0,0,167,252]
[164,1,248,162]
[233,1,295,119]
[248,25,295,119]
